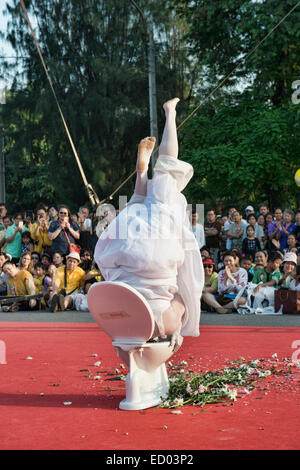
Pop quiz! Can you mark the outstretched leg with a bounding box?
[134,136,156,196]
[159,98,180,159]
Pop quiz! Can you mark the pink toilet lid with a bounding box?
[87,282,155,342]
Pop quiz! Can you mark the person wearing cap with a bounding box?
[245,205,255,219]
[50,251,85,312]
[278,252,297,289]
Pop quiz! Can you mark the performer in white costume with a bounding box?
[94,98,204,346]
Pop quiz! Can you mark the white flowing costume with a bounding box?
[94,154,204,337]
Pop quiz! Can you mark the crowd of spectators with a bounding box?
[193,204,300,314]
[0,200,299,315]
[0,202,102,312]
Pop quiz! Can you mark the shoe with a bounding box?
[50,294,59,313]
[58,294,65,311]
[216,307,229,314]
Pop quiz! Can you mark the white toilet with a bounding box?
[87,281,183,410]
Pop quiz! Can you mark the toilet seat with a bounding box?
[87,281,182,410]
[87,281,155,343]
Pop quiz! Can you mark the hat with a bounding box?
[245,205,254,212]
[283,252,297,264]
[203,258,215,266]
[66,251,81,262]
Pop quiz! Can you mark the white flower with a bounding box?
[180,360,188,366]
[94,361,101,367]
[228,389,237,401]
[186,384,192,395]
[93,375,101,380]
[272,353,277,358]
[172,398,184,406]
[198,385,206,393]
[63,401,72,406]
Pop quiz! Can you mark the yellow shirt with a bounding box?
[30,222,52,254]
[54,265,85,294]
[33,276,44,294]
[7,269,36,296]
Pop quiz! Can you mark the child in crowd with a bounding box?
[33,262,45,294]
[242,224,260,258]
[240,255,254,282]
[43,263,56,297]
[290,265,300,291]
[21,231,34,254]
[252,253,283,292]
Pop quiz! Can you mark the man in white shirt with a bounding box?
[190,211,205,249]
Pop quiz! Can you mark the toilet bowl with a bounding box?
[87,281,183,410]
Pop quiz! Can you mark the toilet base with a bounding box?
[119,363,169,411]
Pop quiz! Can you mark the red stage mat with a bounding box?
[0,322,299,450]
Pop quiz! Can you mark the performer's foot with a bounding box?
[136,136,156,173]
[163,97,180,115]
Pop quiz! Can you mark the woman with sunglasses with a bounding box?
[48,205,80,256]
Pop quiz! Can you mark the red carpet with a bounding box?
[0,322,299,450]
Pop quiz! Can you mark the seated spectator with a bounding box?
[52,252,64,269]
[290,265,300,291]
[227,210,248,252]
[200,246,210,260]
[31,251,41,272]
[50,251,85,312]
[79,250,93,271]
[1,260,37,311]
[242,225,261,258]
[82,261,102,293]
[19,252,34,274]
[5,213,29,264]
[43,263,56,306]
[48,205,80,256]
[252,252,282,293]
[201,258,219,312]
[202,251,248,314]
[21,231,34,254]
[33,262,46,295]
[0,251,8,295]
[278,252,297,289]
[294,210,300,245]
[41,253,51,268]
[240,254,254,282]
[276,209,296,251]
[78,205,93,252]
[190,210,205,249]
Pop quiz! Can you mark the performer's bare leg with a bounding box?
[134,136,156,196]
[159,98,180,159]
[153,98,185,351]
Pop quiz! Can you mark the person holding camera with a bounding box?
[30,205,52,255]
[48,205,80,257]
[4,213,29,264]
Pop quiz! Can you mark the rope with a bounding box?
[19,0,100,206]
[103,0,300,202]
